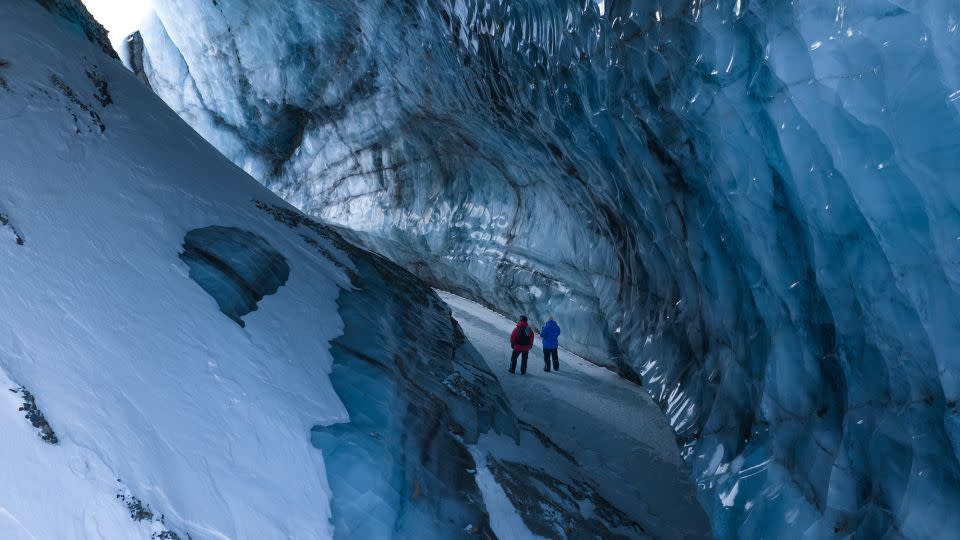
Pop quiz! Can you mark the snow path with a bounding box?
[439,291,711,539]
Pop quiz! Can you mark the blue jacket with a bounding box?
[540,320,561,349]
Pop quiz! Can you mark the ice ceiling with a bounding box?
[113,0,960,537]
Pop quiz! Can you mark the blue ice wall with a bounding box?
[252,201,516,538]
[139,1,960,537]
[180,226,290,327]
[311,356,405,539]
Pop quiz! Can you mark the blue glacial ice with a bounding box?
[252,201,517,538]
[180,225,290,327]
[132,0,960,537]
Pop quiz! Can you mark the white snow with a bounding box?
[0,367,147,539]
[0,3,352,538]
[439,290,711,539]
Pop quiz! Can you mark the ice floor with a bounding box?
[438,291,710,539]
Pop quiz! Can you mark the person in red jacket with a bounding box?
[509,316,535,374]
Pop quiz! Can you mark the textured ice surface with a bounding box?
[179,225,291,326]
[252,201,518,538]
[134,0,960,538]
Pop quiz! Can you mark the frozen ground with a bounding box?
[439,291,710,539]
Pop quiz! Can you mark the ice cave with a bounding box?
[0,0,957,538]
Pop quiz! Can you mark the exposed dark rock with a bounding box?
[34,0,118,60]
[117,489,153,521]
[124,32,153,88]
[116,485,191,540]
[0,211,25,245]
[50,74,106,133]
[153,532,187,540]
[12,387,57,444]
[86,68,112,106]
[488,459,647,540]
[0,58,8,91]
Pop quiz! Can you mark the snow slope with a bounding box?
[440,291,710,539]
[0,2,354,537]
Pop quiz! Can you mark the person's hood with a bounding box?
[516,321,528,327]
[544,320,558,328]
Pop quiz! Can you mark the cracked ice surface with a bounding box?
[134,0,960,537]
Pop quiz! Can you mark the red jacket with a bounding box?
[510,321,534,352]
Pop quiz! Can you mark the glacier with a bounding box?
[129,0,960,538]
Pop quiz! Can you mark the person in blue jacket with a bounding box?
[540,316,561,372]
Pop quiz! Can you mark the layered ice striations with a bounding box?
[252,201,518,538]
[134,0,960,538]
[180,225,290,327]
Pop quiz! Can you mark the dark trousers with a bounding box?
[510,349,529,373]
[544,348,559,371]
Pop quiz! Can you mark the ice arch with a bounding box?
[132,0,960,537]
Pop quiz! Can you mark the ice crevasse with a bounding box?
[130,0,960,538]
